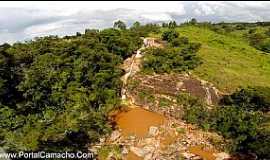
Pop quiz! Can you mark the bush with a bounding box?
[248,28,257,34]
[171,37,189,47]
[142,45,201,74]
[130,23,161,37]
[212,106,263,152]
[179,94,212,130]
[247,33,270,53]
[247,129,270,159]
[162,30,179,42]
[142,36,201,74]
[221,86,270,112]
[179,91,269,159]
[265,28,270,37]
[235,24,246,30]
[258,39,270,53]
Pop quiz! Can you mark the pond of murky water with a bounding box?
[114,107,166,138]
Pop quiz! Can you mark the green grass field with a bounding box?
[156,26,270,93]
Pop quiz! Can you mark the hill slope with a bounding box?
[159,26,270,93]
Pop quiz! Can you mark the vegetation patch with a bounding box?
[0,22,149,152]
[142,33,202,74]
[98,145,122,160]
[173,26,270,92]
[177,88,269,159]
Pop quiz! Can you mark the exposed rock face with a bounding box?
[214,152,231,160]
[148,126,159,136]
[122,147,129,155]
[127,73,222,107]
[130,146,146,157]
[143,38,166,48]
[182,152,197,159]
[93,112,229,160]
[110,130,121,142]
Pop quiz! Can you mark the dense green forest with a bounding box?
[0,20,270,159]
[0,22,153,152]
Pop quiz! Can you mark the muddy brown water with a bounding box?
[188,145,217,160]
[114,107,166,138]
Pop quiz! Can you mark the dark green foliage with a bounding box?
[248,28,257,34]
[245,29,270,53]
[113,20,126,30]
[189,18,198,25]
[265,28,270,37]
[161,21,177,29]
[248,33,266,47]
[168,21,177,29]
[142,41,201,74]
[258,39,270,53]
[161,30,179,42]
[130,23,161,37]
[247,129,270,159]
[0,43,22,107]
[100,28,142,59]
[179,90,269,159]
[221,86,270,112]
[162,22,168,28]
[207,24,235,35]
[235,24,246,30]
[177,93,212,130]
[171,37,189,47]
[132,21,141,28]
[212,106,263,151]
[0,26,142,152]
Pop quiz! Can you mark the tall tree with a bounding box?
[113,20,127,30]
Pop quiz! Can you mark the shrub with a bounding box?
[130,23,161,37]
[212,106,263,151]
[171,37,189,47]
[221,86,270,112]
[142,39,201,74]
[258,39,270,53]
[177,93,212,130]
[265,28,270,37]
[162,30,179,42]
[179,91,269,159]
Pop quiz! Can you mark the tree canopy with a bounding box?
[0,26,143,152]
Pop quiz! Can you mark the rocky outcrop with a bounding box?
[127,73,222,106]
[143,38,166,48]
[90,37,230,160]
[93,117,229,160]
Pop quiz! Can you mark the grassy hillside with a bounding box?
[156,26,270,93]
